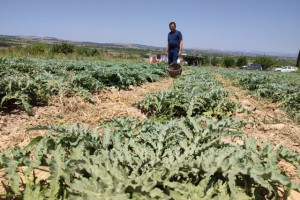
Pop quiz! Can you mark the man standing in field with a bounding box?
[165,22,183,65]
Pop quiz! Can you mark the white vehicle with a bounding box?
[274,66,298,72]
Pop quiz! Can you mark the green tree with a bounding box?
[236,56,248,67]
[202,55,210,66]
[90,49,99,56]
[60,43,74,54]
[76,46,87,56]
[51,43,74,54]
[29,43,46,54]
[253,56,276,70]
[0,41,11,47]
[51,44,60,54]
[296,50,300,68]
[222,56,235,68]
[276,58,297,67]
[76,47,99,56]
[211,56,220,66]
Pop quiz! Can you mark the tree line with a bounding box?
[201,54,297,70]
[1,41,298,68]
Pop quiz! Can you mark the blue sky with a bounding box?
[1,0,299,54]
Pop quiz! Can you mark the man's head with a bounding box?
[169,22,176,32]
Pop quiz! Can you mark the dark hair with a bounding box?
[169,22,176,27]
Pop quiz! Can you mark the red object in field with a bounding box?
[151,56,157,63]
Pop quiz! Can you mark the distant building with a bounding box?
[149,53,167,63]
[182,54,204,66]
[149,53,186,64]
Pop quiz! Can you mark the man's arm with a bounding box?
[178,39,183,56]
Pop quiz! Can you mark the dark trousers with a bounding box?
[168,49,179,65]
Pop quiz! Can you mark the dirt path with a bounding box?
[1,71,300,198]
[0,77,174,196]
[215,73,300,200]
[0,78,173,152]
[215,74,300,153]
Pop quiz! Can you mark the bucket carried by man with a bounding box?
[167,63,182,78]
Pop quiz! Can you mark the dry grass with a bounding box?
[214,73,300,153]
[0,78,173,152]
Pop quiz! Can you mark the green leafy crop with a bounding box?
[211,67,300,123]
[0,57,167,115]
[0,117,299,199]
[1,63,300,200]
[135,69,243,121]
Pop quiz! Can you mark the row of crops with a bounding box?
[1,64,300,199]
[0,57,167,115]
[135,69,244,120]
[211,68,300,123]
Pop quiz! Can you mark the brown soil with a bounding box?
[1,71,300,198]
[0,77,173,195]
[215,74,300,153]
[215,74,300,199]
[0,78,173,152]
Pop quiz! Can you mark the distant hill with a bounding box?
[0,34,297,58]
[0,34,160,49]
